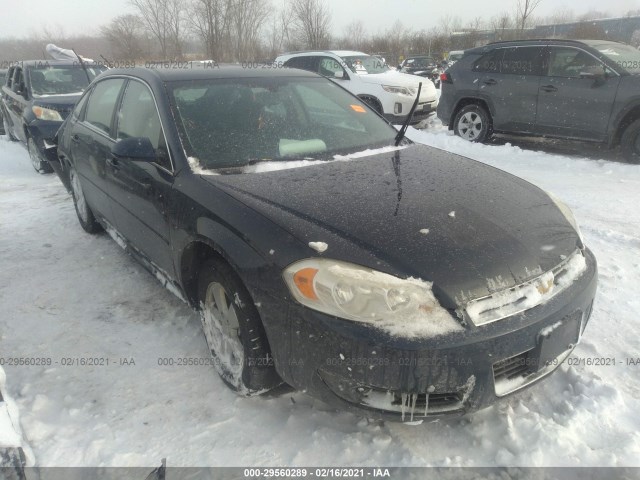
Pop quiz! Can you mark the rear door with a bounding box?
[475,46,545,133]
[108,79,175,275]
[535,46,620,141]
[7,66,28,142]
[69,78,126,225]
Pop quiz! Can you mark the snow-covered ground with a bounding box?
[1,122,640,468]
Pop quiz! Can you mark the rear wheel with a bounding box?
[620,119,640,164]
[454,104,492,143]
[69,167,103,233]
[28,137,53,173]
[198,257,281,395]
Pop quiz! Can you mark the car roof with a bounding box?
[10,60,91,67]
[100,65,321,82]
[469,38,626,54]
[278,50,368,58]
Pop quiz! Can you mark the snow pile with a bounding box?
[0,366,33,467]
[1,125,640,467]
[308,241,328,253]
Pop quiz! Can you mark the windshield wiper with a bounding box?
[394,82,422,147]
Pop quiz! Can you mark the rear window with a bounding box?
[473,49,504,73]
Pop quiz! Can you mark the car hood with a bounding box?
[359,70,436,93]
[207,145,581,308]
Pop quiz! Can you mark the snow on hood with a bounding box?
[190,146,407,175]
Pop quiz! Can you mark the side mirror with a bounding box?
[111,137,156,161]
[334,70,345,79]
[579,70,606,86]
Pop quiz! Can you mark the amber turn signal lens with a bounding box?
[293,268,319,300]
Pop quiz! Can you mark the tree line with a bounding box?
[1,0,639,65]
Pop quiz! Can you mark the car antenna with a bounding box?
[394,82,422,147]
[72,48,92,83]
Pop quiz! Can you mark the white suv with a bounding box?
[275,50,438,124]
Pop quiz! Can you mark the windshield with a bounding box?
[341,56,389,74]
[594,43,640,73]
[169,76,398,170]
[29,65,105,96]
[404,57,435,69]
[449,53,464,62]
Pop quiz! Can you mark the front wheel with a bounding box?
[69,167,103,233]
[198,258,281,395]
[620,119,640,164]
[3,117,17,141]
[28,137,53,173]
[453,104,492,143]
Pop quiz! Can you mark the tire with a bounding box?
[3,117,17,141]
[197,257,281,395]
[69,167,103,234]
[620,119,640,164]
[27,137,53,173]
[453,104,492,143]
[359,95,383,115]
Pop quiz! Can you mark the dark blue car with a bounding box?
[1,60,105,173]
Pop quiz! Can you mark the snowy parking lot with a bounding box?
[1,122,640,468]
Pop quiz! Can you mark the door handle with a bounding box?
[483,78,497,86]
[541,85,558,93]
[106,156,120,171]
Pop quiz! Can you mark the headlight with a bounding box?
[546,191,585,247]
[32,106,63,121]
[382,85,415,96]
[283,259,457,333]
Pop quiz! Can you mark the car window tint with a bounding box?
[473,49,504,73]
[12,68,24,93]
[72,89,91,120]
[547,48,604,78]
[84,79,125,136]
[501,47,545,75]
[117,80,171,170]
[319,57,346,78]
[285,57,312,71]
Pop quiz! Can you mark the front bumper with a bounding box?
[269,248,598,422]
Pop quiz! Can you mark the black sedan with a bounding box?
[1,60,104,173]
[56,66,597,423]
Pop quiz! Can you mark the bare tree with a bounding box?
[229,0,271,61]
[344,20,367,51]
[290,0,332,49]
[102,14,145,61]
[130,0,185,59]
[516,0,543,32]
[491,11,513,40]
[189,0,233,60]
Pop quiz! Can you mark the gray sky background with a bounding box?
[2,0,640,38]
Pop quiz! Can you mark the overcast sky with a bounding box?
[2,0,640,38]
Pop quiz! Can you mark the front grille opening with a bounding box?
[359,387,467,421]
[493,349,535,381]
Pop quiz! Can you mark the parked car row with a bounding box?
[5,57,592,423]
[438,39,640,163]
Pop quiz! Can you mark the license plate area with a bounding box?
[535,313,582,369]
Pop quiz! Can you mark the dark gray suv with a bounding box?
[437,39,640,163]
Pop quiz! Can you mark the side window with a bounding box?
[284,57,313,71]
[473,49,505,73]
[12,68,24,93]
[547,48,604,78]
[501,47,545,75]
[116,80,171,170]
[84,79,125,136]
[72,89,91,120]
[6,67,14,88]
[319,57,348,79]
